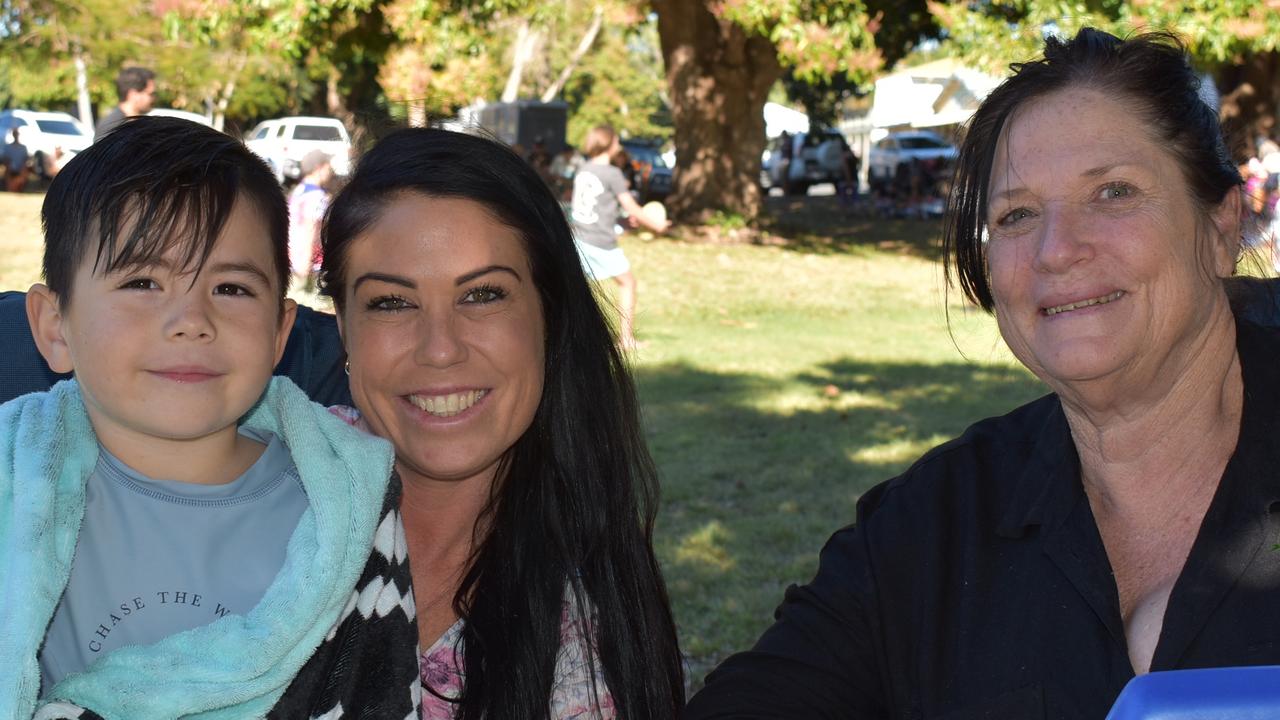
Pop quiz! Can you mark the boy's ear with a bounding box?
[273,298,298,366]
[26,284,75,374]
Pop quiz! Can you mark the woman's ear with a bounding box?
[26,284,75,373]
[1208,186,1243,278]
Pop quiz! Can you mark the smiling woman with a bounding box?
[319,128,684,720]
[686,28,1280,719]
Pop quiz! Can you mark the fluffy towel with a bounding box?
[0,377,421,719]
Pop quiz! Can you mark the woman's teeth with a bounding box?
[408,390,487,417]
[1044,290,1125,316]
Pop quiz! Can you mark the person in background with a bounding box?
[3,127,30,192]
[570,124,669,350]
[94,66,156,141]
[287,149,333,291]
[688,28,1280,718]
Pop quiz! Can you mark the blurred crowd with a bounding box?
[1241,134,1280,271]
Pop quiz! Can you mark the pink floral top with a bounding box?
[328,405,617,719]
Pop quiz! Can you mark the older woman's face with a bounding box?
[985,86,1236,391]
[338,193,545,486]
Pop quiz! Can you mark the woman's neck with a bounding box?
[1062,309,1243,513]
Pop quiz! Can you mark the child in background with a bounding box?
[570,124,670,350]
[1,116,419,719]
[287,149,333,291]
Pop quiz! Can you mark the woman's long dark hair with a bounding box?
[319,128,684,719]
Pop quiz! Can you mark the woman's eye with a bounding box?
[368,295,412,311]
[462,285,507,304]
[1099,182,1133,201]
[996,207,1033,226]
[214,283,253,297]
[119,277,159,290]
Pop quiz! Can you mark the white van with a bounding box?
[244,116,352,183]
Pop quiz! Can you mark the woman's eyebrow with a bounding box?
[353,272,417,291]
[456,265,522,285]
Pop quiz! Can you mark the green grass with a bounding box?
[0,192,1046,689]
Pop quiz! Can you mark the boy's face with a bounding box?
[33,198,295,459]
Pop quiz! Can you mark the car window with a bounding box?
[275,125,288,138]
[35,119,84,136]
[252,125,271,140]
[293,124,343,141]
[898,136,946,150]
[876,138,894,150]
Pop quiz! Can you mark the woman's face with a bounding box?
[338,193,546,487]
[985,85,1236,393]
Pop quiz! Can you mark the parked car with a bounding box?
[0,109,93,181]
[620,139,673,203]
[244,116,352,183]
[760,130,848,195]
[149,108,214,127]
[866,130,957,188]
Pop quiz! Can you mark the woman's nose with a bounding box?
[1032,204,1093,274]
[413,309,467,367]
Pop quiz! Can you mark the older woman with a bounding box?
[319,128,684,719]
[686,28,1278,719]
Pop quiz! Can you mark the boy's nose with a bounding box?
[166,296,216,340]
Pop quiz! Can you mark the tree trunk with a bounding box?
[652,0,782,222]
[74,51,93,131]
[541,6,604,103]
[1217,51,1280,160]
[503,20,543,103]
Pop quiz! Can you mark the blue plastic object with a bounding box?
[1106,666,1280,720]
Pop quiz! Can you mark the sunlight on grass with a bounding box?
[674,521,736,573]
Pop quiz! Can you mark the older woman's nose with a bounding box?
[1032,204,1093,274]
[413,309,468,367]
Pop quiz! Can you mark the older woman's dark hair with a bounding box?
[319,128,684,720]
[944,28,1241,312]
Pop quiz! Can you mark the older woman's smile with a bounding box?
[1042,290,1126,316]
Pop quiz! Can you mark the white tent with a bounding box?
[764,101,809,138]
[868,59,1003,133]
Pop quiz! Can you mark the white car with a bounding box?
[149,108,214,127]
[866,131,957,188]
[0,109,93,180]
[760,130,849,195]
[244,116,352,183]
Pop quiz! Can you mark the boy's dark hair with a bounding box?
[41,116,288,307]
[943,28,1241,312]
[115,66,155,102]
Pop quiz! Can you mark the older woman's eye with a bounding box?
[996,207,1034,226]
[1099,182,1133,200]
[462,284,507,304]
[367,295,412,311]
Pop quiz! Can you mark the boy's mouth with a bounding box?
[149,366,222,383]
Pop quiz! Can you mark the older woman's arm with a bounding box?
[685,523,890,719]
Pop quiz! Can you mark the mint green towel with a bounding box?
[0,376,396,719]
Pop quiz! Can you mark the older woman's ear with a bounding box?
[1208,186,1243,278]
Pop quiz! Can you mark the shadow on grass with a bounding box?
[760,194,945,261]
[637,356,1046,687]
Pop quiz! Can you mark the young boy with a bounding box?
[0,117,420,718]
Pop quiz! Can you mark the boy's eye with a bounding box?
[214,283,254,297]
[119,278,159,290]
[367,295,413,311]
[462,284,507,304]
